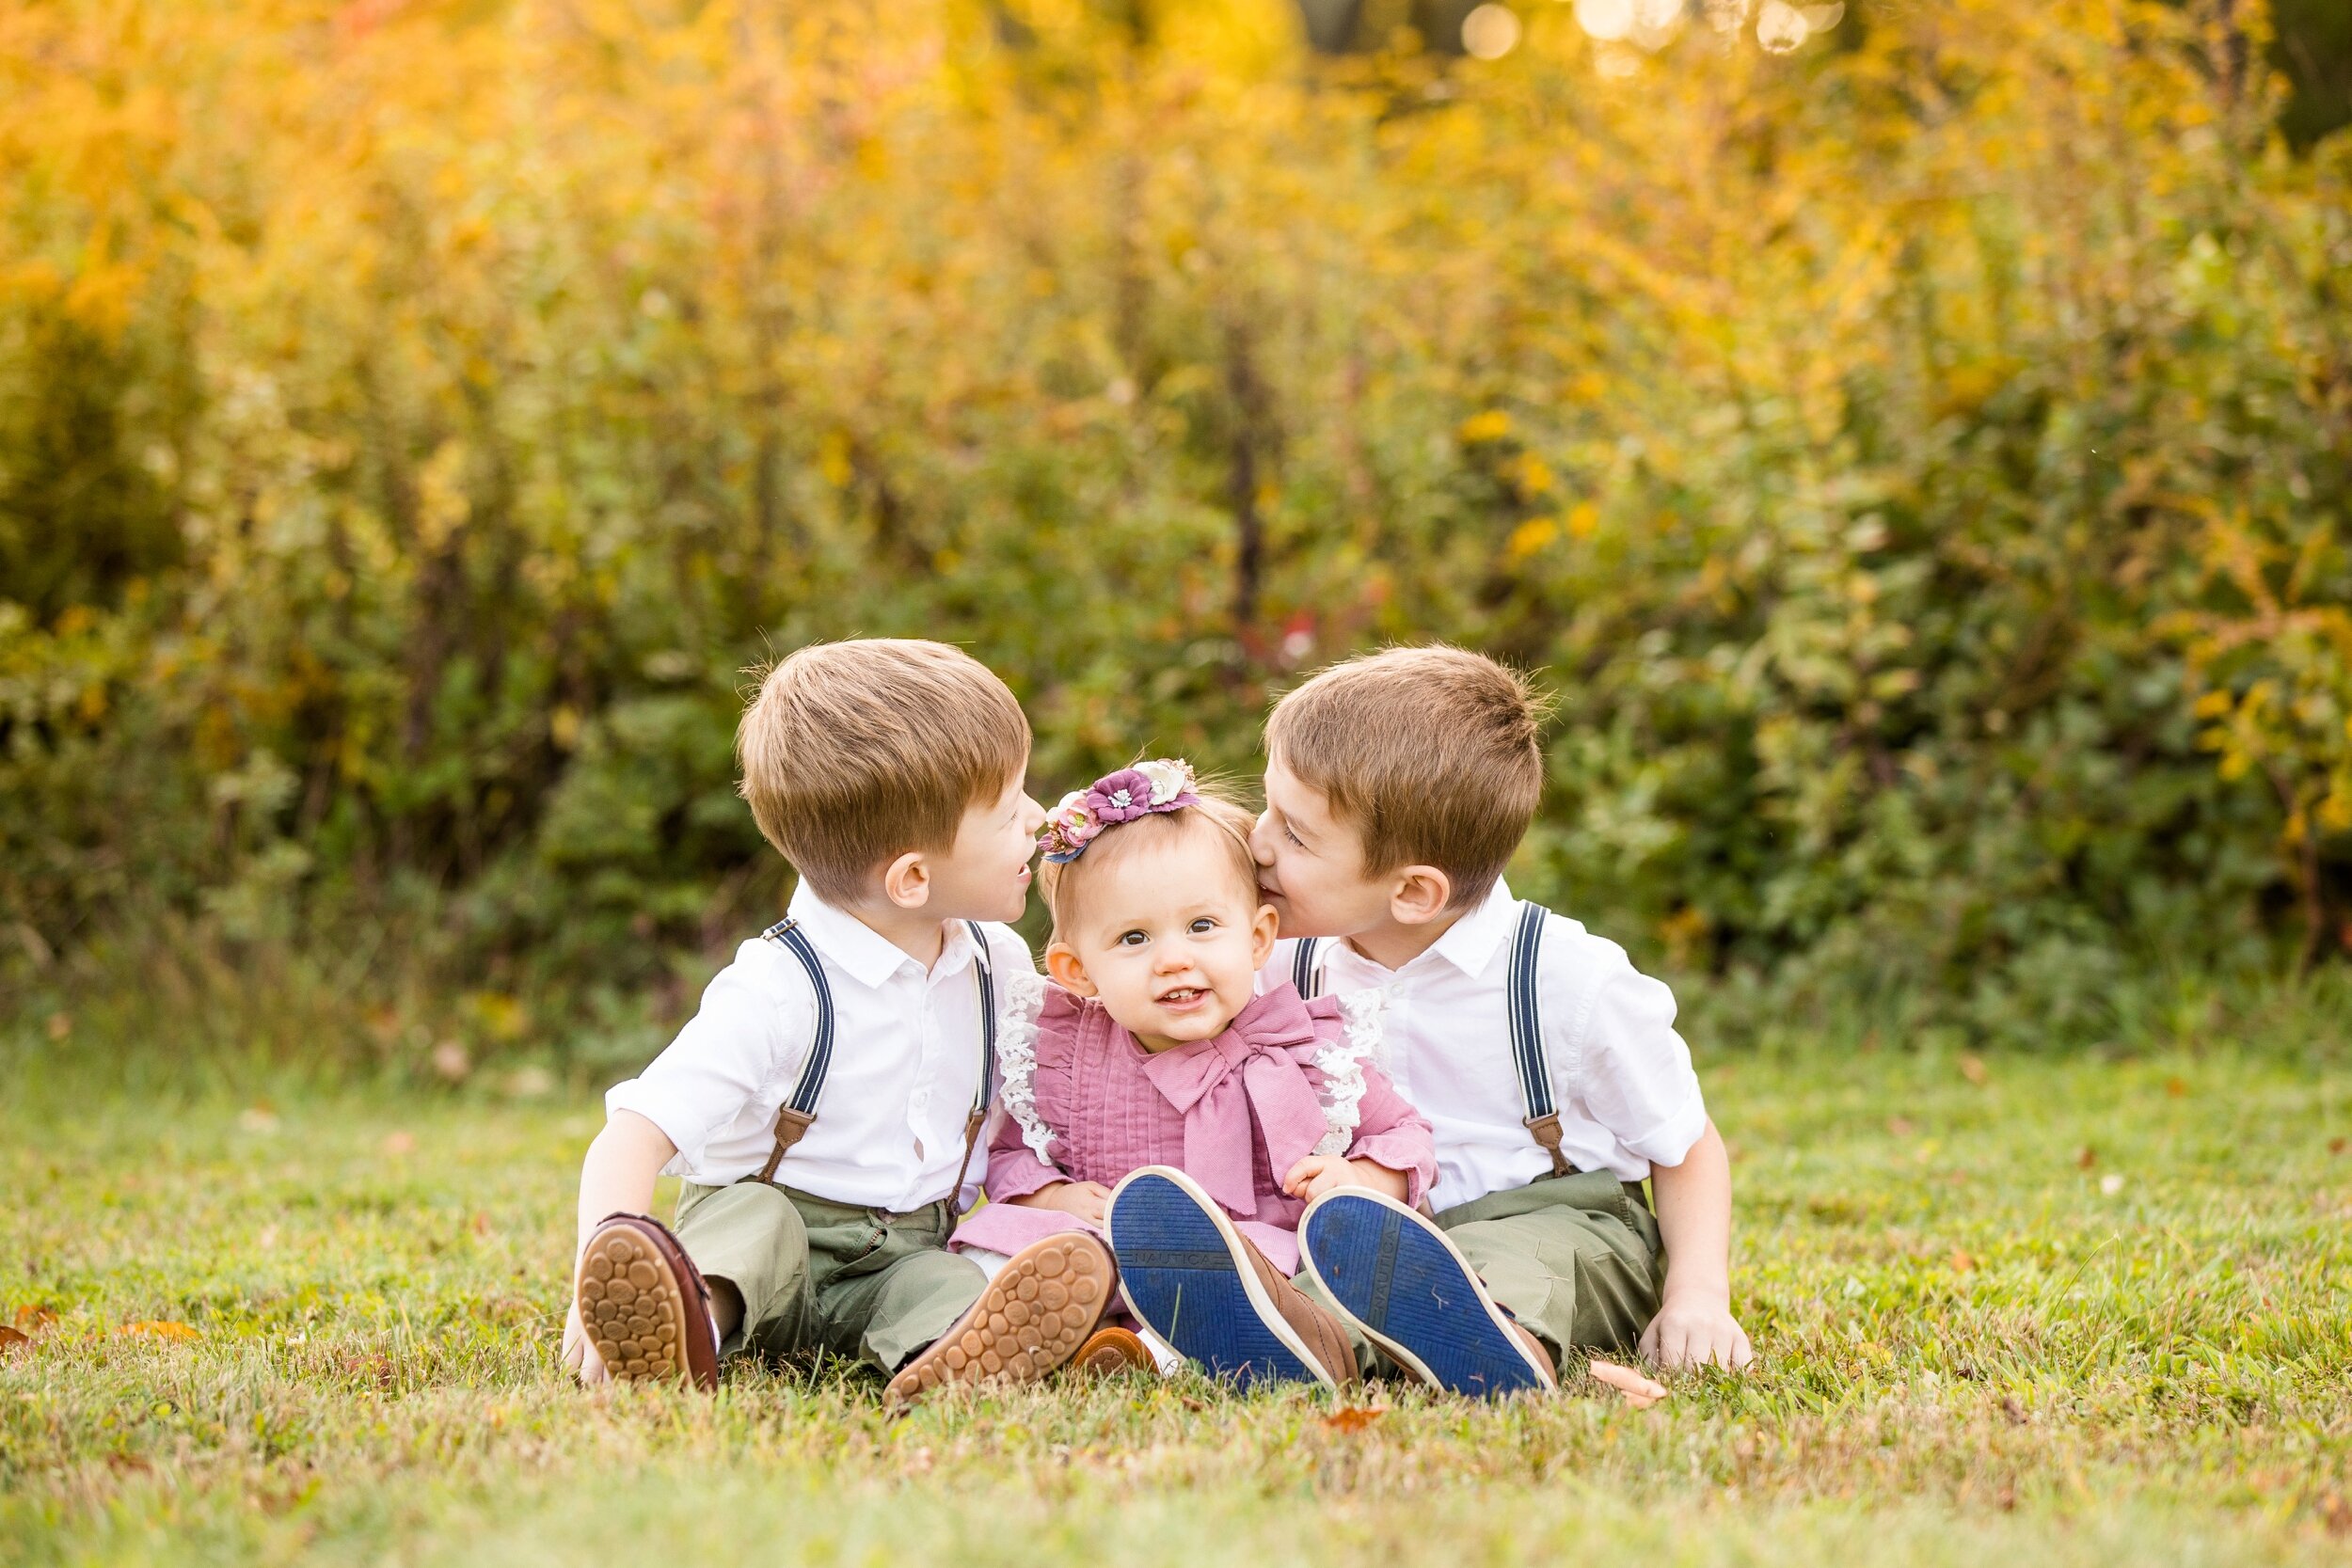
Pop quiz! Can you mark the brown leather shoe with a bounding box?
[1235,1234,1361,1391]
[576,1212,720,1391]
[1072,1325,1155,1376]
[884,1232,1114,1408]
[1504,1320,1561,1390]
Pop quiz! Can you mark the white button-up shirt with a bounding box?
[1262,879,1706,1209]
[606,883,1036,1212]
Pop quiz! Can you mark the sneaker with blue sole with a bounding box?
[1104,1166,1358,1393]
[1297,1188,1559,1397]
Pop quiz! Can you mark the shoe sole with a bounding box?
[1104,1166,1338,1393]
[578,1223,699,1386]
[1298,1189,1556,1397]
[885,1233,1112,1406]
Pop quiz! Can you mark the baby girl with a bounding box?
[946,759,1434,1390]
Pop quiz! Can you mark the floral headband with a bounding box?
[1038,758,1200,863]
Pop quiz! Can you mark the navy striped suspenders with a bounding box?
[1290,936,1323,998]
[1504,901,1572,1175]
[750,916,999,1203]
[754,918,836,1184]
[1289,904,1571,1176]
[949,920,997,1215]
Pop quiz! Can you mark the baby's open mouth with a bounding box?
[1155,987,1208,1006]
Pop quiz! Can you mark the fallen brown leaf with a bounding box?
[2074,1146,2097,1169]
[0,1325,29,1354]
[2330,1137,2347,1156]
[119,1320,199,1341]
[1948,1248,1977,1273]
[1320,1405,1388,1433]
[1587,1358,1668,1409]
[2001,1394,2028,1425]
[12,1305,57,1335]
[1958,1053,1989,1086]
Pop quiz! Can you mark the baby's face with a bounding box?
[1048,834,1279,1053]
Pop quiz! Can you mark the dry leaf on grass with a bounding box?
[12,1305,57,1335]
[1320,1405,1388,1433]
[1948,1248,1977,1273]
[0,1325,29,1354]
[1587,1358,1668,1409]
[118,1321,199,1341]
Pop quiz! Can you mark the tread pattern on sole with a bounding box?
[1107,1174,1314,1391]
[578,1227,690,1384]
[886,1235,1109,1404]
[1302,1196,1549,1398]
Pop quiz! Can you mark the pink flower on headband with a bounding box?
[1039,758,1199,863]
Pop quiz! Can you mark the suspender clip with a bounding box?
[755,1106,816,1185]
[1523,1111,1573,1177]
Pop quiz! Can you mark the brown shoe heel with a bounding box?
[1072,1325,1155,1376]
[577,1212,720,1391]
[884,1233,1113,1407]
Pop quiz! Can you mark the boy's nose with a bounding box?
[1019,794,1048,836]
[1248,814,1277,865]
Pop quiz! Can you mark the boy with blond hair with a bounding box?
[1260,646,1752,1394]
[563,639,1118,1402]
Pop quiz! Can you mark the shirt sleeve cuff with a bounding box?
[1620,1092,1708,1169]
[982,1147,1067,1203]
[1344,1128,1437,1210]
[603,1080,706,1179]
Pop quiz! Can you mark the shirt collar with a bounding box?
[1420,876,1519,979]
[785,882,978,990]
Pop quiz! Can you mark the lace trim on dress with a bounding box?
[995,967,1057,1162]
[1311,990,1383,1157]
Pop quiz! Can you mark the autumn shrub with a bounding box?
[2,0,2348,1064]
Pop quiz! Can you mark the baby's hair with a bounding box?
[1040,778,1261,938]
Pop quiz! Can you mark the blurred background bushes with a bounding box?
[3,0,2349,1077]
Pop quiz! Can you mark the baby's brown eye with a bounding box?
[1189,917,1216,934]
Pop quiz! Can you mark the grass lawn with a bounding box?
[4,1042,2349,1566]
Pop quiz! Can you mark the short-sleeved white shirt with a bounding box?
[606,883,1037,1212]
[1262,878,1706,1209]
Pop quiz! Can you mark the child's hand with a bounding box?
[1282,1154,1408,1203]
[562,1300,610,1386]
[1012,1180,1111,1223]
[1638,1291,1754,1370]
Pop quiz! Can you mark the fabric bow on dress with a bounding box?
[1137,989,1333,1219]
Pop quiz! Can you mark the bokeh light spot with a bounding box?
[1576,0,1634,43]
[1463,3,1523,58]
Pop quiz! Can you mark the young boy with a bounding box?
[1254,646,1752,1394]
[562,639,1119,1402]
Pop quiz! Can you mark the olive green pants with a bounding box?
[1436,1167,1665,1366]
[673,1180,985,1374]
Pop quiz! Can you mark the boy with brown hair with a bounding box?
[1256,646,1752,1394]
[562,639,1119,1402]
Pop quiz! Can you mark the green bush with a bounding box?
[2,0,2348,1065]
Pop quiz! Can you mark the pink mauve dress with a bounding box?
[948,980,1435,1276]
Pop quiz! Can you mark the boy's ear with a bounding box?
[1043,941,1097,996]
[1388,865,1453,927]
[880,849,932,911]
[1248,902,1280,969]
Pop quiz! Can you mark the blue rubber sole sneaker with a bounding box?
[1104,1166,1349,1392]
[1298,1189,1558,1398]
